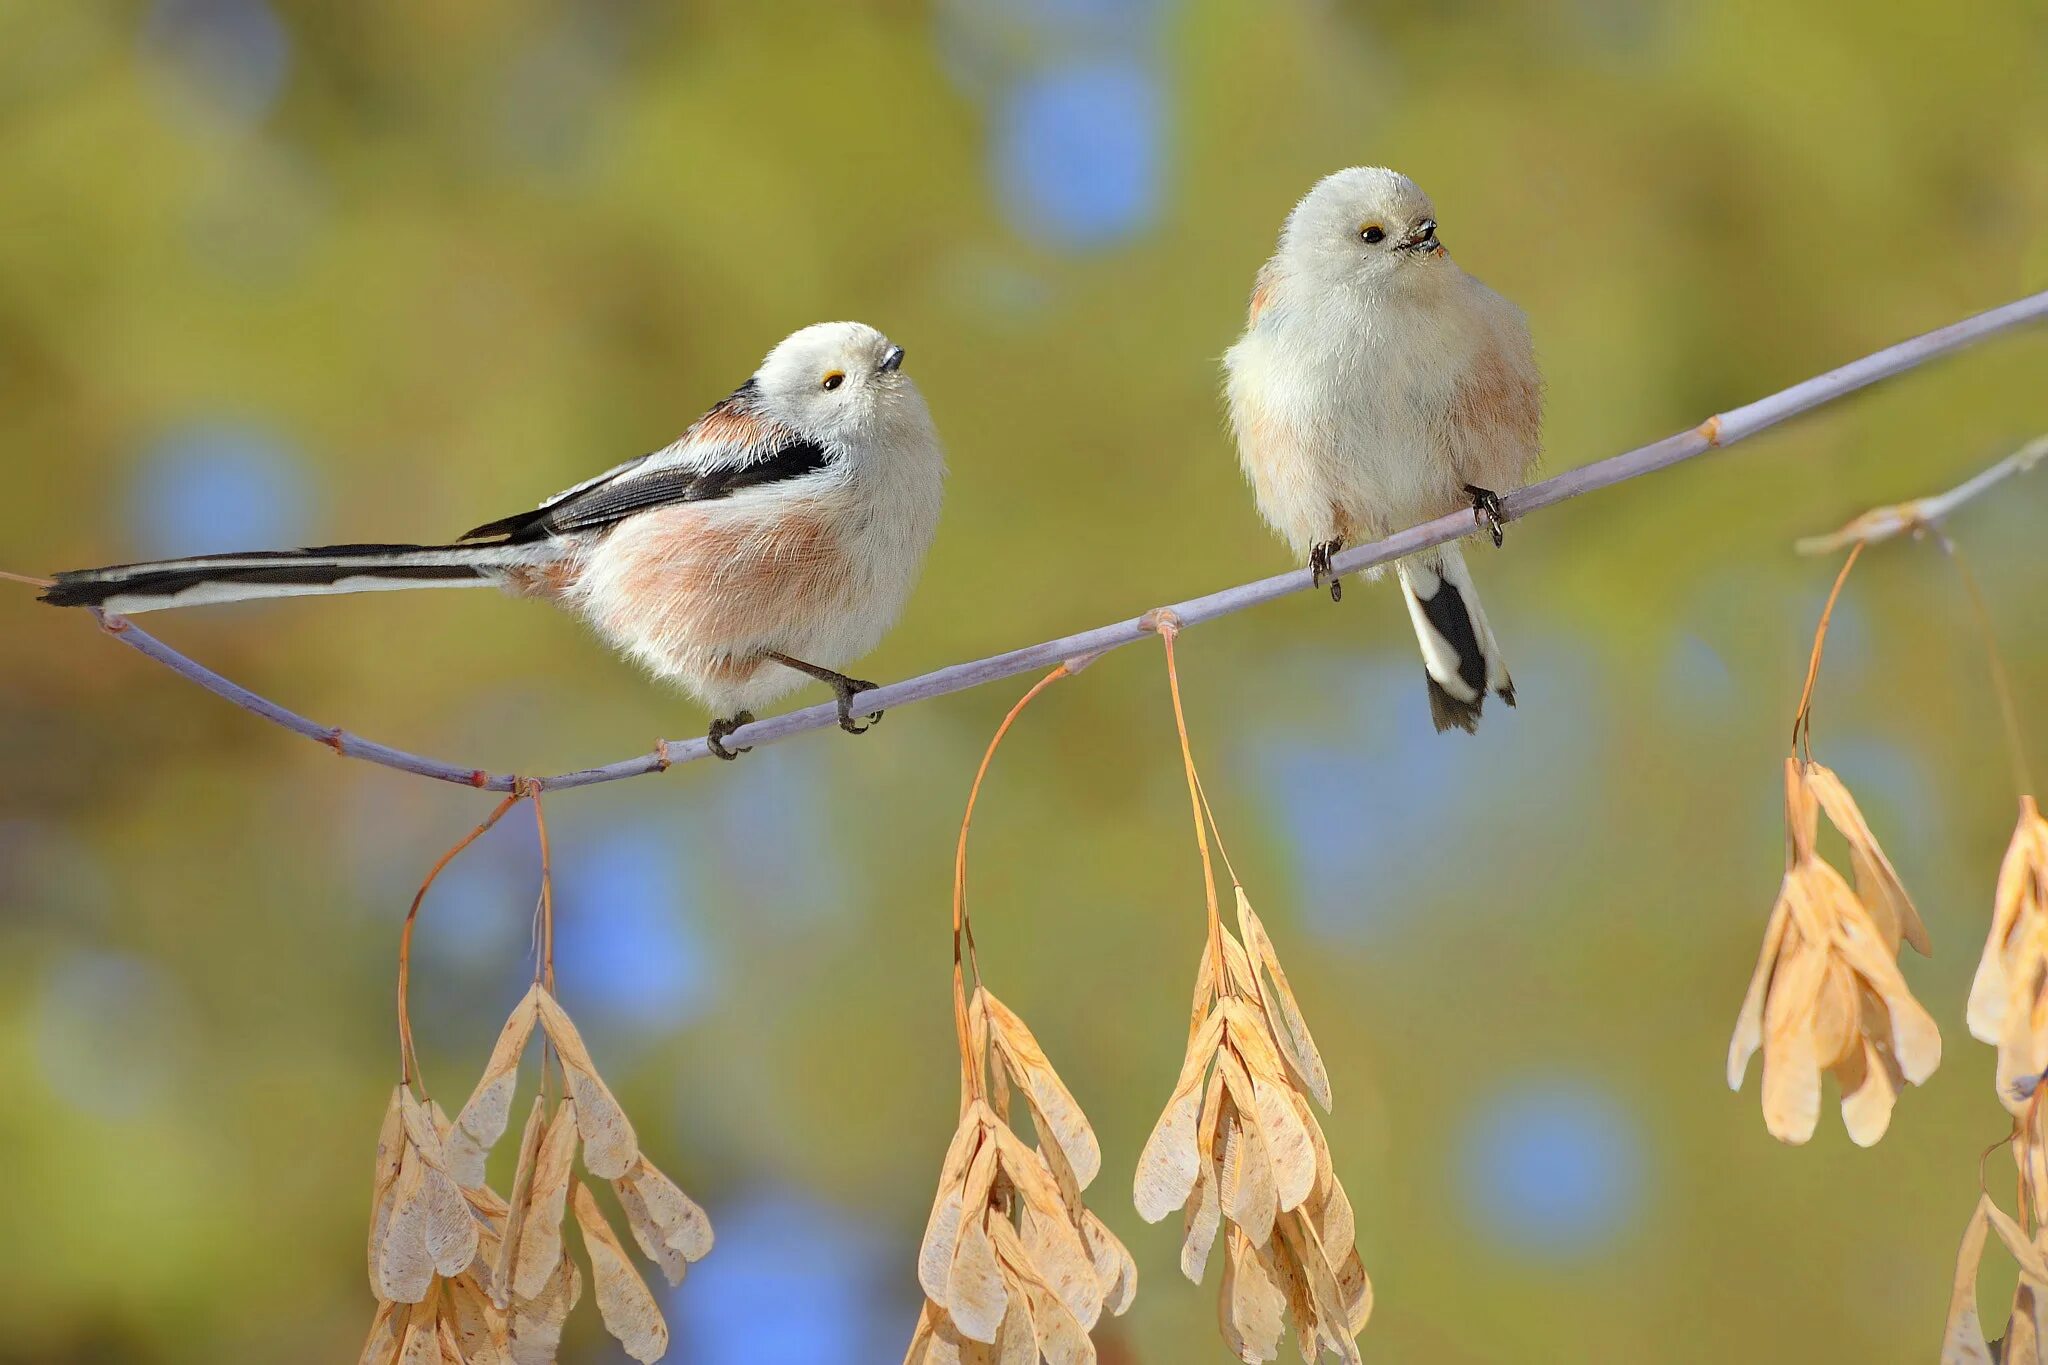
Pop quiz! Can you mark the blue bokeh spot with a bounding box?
[674,1190,899,1363]
[553,817,714,1035]
[142,0,292,129]
[126,421,309,560]
[1459,1078,1643,1255]
[996,60,1162,250]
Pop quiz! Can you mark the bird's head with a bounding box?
[753,321,922,448]
[1278,166,1449,292]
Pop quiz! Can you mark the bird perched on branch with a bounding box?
[42,321,946,759]
[1224,167,1541,732]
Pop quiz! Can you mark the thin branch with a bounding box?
[67,288,2048,793]
[1795,433,2047,555]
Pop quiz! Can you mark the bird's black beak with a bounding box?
[1400,219,1441,253]
[879,345,905,373]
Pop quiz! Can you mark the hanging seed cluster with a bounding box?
[1135,886,1369,1363]
[362,984,711,1364]
[907,984,1137,1364]
[1726,758,1941,1145]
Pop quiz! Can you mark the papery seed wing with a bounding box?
[396,1096,479,1280]
[1262,1235,1315,1365]
[534,989,639,1179]
[1134,1007,1225,1222]
[1249,1073,1316,1213]
[1079,1208,1137,1317]
[1940,1204,1995,1365]
[510,1100,580,1301]
[1235,888,1334,1111]
[1216,1053,1278,1244]
[983,990,1101,1189]
[1831,907,1942,1085]
[1017,1197,1107,1333]
[445,1275,508,1365]
[447,986,541,1189]
[1807,763,1929,956]
[994,1291,1038,1365]
[1220,928,1261,1000]
[377,1144,436,1304]
[393,1295,441,1365]
[492,1097,547,1310]
[1221,1226,1286,1363]
[1836,1004,1903,1148]
[1181,1077,1225,1285]
[369,1087,407,1268]
[1290,1091,1354,1262]
[1333,1246,1373,1336]
[358,1300,405,1365]
[1278,1211,1362,1364]
[506,1253,581,1365]
[919,1116,983,1304]
[571,1181,670,1363]
[398,1088,453,1172]
[421,1159,480,1279]
[948,1209,1010,1344]
[1971,806,2043,1044]
[614,1155,713,1287]
[1024,1278,1096,1365]
[1728,889,1792,1090]
[1760,1006,1821,1145]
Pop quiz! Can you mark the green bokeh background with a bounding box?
[2,2,2046,1362]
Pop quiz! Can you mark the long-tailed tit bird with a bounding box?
[1224,167,1541,732]
[42,321,945,759]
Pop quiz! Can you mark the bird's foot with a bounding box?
[765,651,883,735]
[1308,539,1344,602]
[706,711,755,761]
[1465,485,1506,548]
[828,674,883,735]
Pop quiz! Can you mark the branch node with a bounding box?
[467,769,490,788]
[1140,608,1183,639]
[1062,650,1104,675]
[1698,415,1724,447]
[654,738,672,772]
[323,728,347,755]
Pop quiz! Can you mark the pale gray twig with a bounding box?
[1793,433,2046,555]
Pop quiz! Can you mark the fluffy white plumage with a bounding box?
[1223,167,1541,731]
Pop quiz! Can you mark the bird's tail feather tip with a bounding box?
[1427,676,1484,733]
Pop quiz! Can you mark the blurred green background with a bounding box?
[3,1,2046,1361]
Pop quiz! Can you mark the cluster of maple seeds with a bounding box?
[1725,757,1942,1145]
[1135,884,1369,1363]
[362,984,711,1365]
[907,984,1137,1363]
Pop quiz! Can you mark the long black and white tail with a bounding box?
[1395,545,1515,734]
[39,542,535,615]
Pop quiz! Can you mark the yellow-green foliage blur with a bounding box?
[2,2,2045,1362]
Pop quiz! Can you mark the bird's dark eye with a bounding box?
[1360,224,1386,244]
[821,372,845,391]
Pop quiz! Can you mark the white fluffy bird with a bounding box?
[43,321,946,758]
[1224,167,1541,732]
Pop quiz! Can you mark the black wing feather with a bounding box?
[460,379,834,544]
